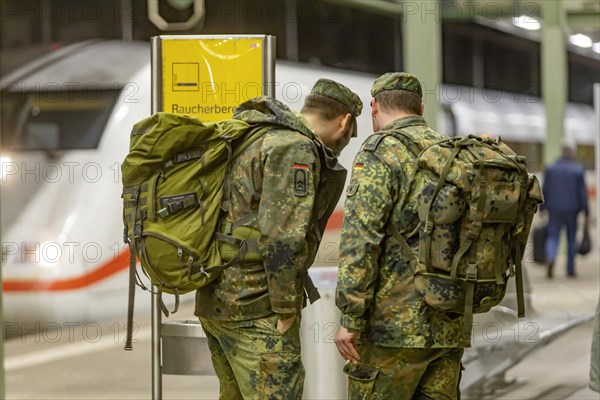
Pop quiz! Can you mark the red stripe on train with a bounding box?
[325,210,344,230]
[3,250,130,292]
[2,210,345,292]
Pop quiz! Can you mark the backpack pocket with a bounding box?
[417,182,464,270]
[138,230,219,294]
[474,180,522,223]
[414,269,507,315]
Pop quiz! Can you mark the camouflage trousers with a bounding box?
[344,341,464,400]
[199,314,304,400]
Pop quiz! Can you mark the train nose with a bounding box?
[2,225,80,280]
[2,224,91,324]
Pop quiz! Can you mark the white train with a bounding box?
[1,40,597,325]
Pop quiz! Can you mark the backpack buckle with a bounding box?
[199,266,210,278]
[466,264,477,281]
[424,219,434,234]
[133,223,142,238]
[514,222,525,235]
[467,222,482,240]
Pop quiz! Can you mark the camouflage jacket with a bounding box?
[336,116,470,348]
[196,97,346,321]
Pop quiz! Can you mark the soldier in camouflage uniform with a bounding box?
[196,79,362,400]
[335,73,469,400]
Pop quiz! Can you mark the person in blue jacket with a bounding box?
[541,137,589,278]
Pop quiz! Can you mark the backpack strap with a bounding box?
[512,170,531,319]
[124,243,136,351]
[221,136,235,213]
[385,130,423,157]
[363,133,386,151]
[221,126,275,214]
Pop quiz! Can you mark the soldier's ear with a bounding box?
[371,98,378,117]
[420,103,424,116]
[339,113,351,134]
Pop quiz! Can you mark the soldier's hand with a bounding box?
[276,315,296,334]
[334,326,360,364]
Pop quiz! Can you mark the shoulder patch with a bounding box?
[363,134,386,151]
[294,167,308,197]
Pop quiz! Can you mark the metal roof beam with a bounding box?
[320,0,540,20]
[320,0,403,17]
[323,0,597,26]
[566,12,600,29]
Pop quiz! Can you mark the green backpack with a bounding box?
[391,133,543,333]
[121,112,268,318]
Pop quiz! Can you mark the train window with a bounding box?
[1,90,119,151]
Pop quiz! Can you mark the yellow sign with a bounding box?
[160,36,267,121]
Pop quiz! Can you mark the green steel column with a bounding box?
[542,0,567,167]
[1,111,5,399]
[402,0,442,130]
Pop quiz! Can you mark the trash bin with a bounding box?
[161,319,215,375]
[301,267,347,399]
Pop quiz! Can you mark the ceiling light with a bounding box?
[512,15,541,31]
[569,33,593,48]
[593,42,600,54]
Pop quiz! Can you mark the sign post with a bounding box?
[594,83,599,254]
[149,34,275,400]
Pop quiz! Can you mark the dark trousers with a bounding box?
[545,209,579,276]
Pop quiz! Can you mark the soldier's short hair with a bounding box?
[374,90,422,116]
[301,94,357,136]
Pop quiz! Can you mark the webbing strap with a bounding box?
[215,232,260,254]
[513,173,530,319]
[514,245,526,318]
[157,196,198,218]
[388,222,418,272]
[386,131,423,157]
[123,183,148,194]
[232,126,272,158]
[463,280,475,335]
[165,148,204,168]
[157,291,170,317]
[221,138,234,213]
[450,223,480,281]
[450,155,486,281]
[422,145,462,271]
[208,238,249,274]
[231,211,259,230]
[494,228,505,284]
[137,237,179,316]
[124,197,147,208]
[124,245,136,351]
[304,272,321,304]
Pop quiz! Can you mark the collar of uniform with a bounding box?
[381,115,427,132]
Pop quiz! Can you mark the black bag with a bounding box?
[533,224,547,264]
[578,222,591,255]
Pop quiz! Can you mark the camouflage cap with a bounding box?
[310,78,363,137]
[370,72,422,98]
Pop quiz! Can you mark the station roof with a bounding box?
[322,0,599,59]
